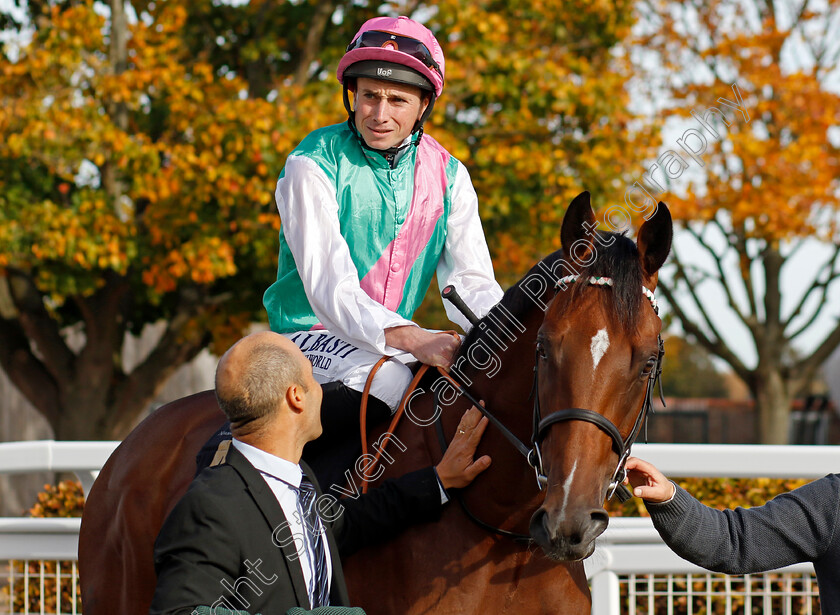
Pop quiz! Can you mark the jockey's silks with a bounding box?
[264,122,459,335]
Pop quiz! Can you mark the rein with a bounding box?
[359,361,432,495]
[358,332,458,494]
[358,276,665,539]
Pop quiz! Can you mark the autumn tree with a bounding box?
[0,0,647,439]
[0,0,352,439]
[425,0,646,284]
[632,0,840,442]
[414,0,651,329]
[660,335,729,398]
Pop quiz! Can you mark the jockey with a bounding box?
[263,15,503,488]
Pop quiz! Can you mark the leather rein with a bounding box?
[359,276,665,540]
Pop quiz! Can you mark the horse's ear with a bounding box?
[636,202,672,279]
[561,191,596,256]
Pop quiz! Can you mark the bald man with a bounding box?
[150,332,491,615]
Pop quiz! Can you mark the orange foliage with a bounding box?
[0,0,650,332]
[632,0,840,243]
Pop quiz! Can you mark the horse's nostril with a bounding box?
[590,509,609,527]
[529,508,550,543]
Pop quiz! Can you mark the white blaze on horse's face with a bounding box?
[557,460,578,522]
[590,328,610,371]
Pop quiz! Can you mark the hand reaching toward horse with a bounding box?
[625,457,676,503]
[385,325,461,369]
[435,405,492,491]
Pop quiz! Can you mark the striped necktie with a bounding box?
[298,475,330,607]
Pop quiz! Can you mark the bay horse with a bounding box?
[78,191,672,614]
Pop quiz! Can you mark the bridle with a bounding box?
[433,274,665,538]
[529,275,665,502]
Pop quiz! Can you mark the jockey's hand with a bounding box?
[435,406,492,491]
[384,326,460,369]
[625,457,676,503]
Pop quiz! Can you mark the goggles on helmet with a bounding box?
[346,30,442,76]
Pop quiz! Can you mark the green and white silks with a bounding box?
[263,123,502,408]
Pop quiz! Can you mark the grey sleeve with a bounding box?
[645,475,840,574]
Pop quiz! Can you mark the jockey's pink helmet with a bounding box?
[337,16,445,97]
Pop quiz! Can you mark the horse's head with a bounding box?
[528,191,672,561]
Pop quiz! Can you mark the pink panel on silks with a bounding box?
[359,136,450,312]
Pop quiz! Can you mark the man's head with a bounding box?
[352,77,430,150]
[215,332,322,445]
[337,16,445,148]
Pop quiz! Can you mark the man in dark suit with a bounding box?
[150,331,491,615]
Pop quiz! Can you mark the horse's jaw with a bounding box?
[528,505,608,562]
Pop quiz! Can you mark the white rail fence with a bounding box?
[1,441,837,614]
[0,441,115,615]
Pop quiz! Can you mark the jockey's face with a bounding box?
[353,77,429,150]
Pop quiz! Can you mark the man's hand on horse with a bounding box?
[435,405,492,491]
[385,325,461,369]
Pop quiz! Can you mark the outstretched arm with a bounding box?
[625,456,675,502]
[626,457,840,574]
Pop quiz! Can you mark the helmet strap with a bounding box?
[343,83,355,125]
[412,94,436,137]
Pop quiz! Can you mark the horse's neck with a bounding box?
[448,263,558,431]
[382,260,557,479]
[419,300,547,528]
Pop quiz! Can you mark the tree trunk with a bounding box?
[46,357,199,441]
[50,362,124,440]
[752,368,792,444]
[52,398,112,441]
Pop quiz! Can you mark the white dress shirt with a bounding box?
[231,439,332,604]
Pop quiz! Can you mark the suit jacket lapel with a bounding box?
[226,446,312,609]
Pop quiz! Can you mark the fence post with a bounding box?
[75,470,100,498]
[590,569,620,615]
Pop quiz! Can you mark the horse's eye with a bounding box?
[642,356,657,375]
[536,341,548,360]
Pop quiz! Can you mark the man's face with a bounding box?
[302,361,324,441]
[353,77,429,150]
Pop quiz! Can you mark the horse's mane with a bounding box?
[458,249,565,355]
[570,231,643,330]
[458,232,643,357]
